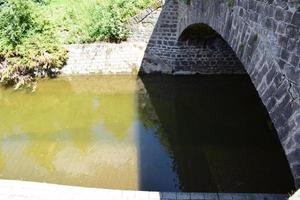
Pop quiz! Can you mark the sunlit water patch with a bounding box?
[0,75,295,193]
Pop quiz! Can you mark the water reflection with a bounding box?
[0,76,138,189]
[0,75,295,193]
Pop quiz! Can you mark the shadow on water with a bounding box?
[137,74,295,193]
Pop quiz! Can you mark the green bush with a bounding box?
[0,0,37,46]
[88,0,158,43]
[0,0,67,89]
[89,2,129,43]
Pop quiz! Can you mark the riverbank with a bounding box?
[61,6,161,75]
[0,0,160,88]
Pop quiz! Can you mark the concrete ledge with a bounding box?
[0,180,290,200]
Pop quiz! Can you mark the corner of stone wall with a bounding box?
[63,5,162,75]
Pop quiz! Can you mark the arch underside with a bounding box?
[176,23,245,74]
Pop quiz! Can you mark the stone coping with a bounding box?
[0,179,291,200]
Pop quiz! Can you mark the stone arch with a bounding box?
[176,23,246,74]
[176,0,300,186]
[140,0,300,186]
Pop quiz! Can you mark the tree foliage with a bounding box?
[0,0,67,89]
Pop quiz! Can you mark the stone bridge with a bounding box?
[140,0,300,187]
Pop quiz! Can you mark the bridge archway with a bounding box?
[140,0,300,186]
[176,23,246,74]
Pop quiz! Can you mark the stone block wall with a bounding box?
[62,42,147,75]
[140,1,180,73]
[174,39,246,74]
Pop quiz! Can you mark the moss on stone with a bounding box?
[225,0,234,8]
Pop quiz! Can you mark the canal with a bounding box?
[0,75,295,193]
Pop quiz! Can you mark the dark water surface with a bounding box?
[0,75,295,193]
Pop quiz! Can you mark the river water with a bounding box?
[0,75,295,193]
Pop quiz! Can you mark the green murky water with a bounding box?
[0,75,295,193]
